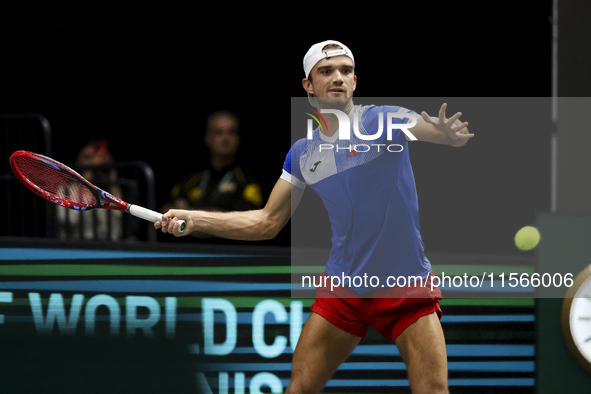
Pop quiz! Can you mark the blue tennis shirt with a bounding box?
[282,104,432,294]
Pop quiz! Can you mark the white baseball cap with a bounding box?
[303,40,355,107]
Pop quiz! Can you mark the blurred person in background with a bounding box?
[162,111,263,239]
[57,138,123,241]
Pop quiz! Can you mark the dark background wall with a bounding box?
[1,3,556,254]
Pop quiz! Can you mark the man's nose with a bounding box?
[331,71,345,83]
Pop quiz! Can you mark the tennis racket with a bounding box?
[9,150,185,233]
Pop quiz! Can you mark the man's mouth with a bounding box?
[328,88,345,94]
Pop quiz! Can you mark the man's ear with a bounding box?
[302,78,314,94]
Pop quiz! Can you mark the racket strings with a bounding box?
[13,157,99,206]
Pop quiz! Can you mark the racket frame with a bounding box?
[10,150,127,212]
[9,150,185,232]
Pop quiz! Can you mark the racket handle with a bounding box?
[128,205,186,233]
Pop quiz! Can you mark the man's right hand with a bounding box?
[155,209,193,237]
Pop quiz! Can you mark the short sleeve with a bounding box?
[280,144,306,189]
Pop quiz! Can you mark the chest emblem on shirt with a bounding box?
[309,161,321,172]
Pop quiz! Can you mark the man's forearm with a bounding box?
[190,209,278,241]
[159,178,297,239]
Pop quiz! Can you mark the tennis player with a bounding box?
[156,40,473,394]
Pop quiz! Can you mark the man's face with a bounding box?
[303,53,356,109]
[205,116,240,157]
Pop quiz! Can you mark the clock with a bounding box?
[561,264,591,374]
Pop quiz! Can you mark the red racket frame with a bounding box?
[9,150,130,212]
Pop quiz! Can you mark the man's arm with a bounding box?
[155,178,304,240]
[409,103,474,147]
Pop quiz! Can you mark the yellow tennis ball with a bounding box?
[515,226,541,251]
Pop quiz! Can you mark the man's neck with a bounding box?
[210,155,235,172]
[317,99,354,137]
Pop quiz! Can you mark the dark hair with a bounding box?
[206,110,239,132]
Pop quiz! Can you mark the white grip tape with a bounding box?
[128,205,185,233]
[129,205,162,222]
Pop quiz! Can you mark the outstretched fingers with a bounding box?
[446,111,463,127]
[438,102,448,122]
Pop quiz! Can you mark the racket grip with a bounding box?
[128,205,186,233]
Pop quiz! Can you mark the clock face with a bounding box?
[567,270,591,369]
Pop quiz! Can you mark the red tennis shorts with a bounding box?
[310,272,442,342]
